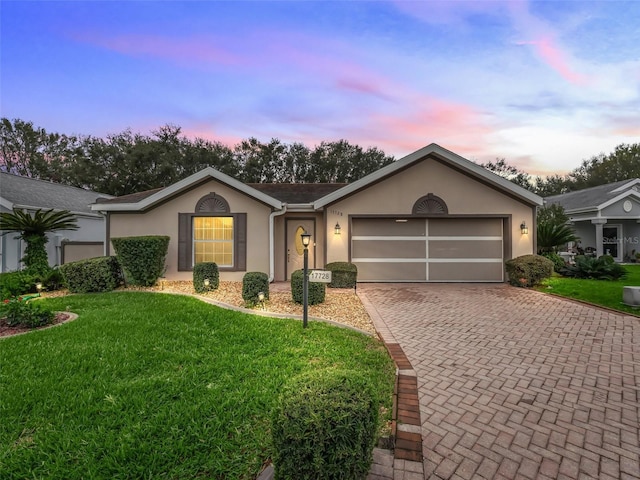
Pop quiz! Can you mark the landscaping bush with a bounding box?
[111,236,169,286]
[193,262,219,293]
[325,261,358,288]
[541,252,566,273]
[59,256,123,293]
[0,270,37,300]
[505,254,554,287]
[242,272,269,305]
[291,269,325,305]
[559,255,627,280]
[1,296,54,328]
[271,369,378,480]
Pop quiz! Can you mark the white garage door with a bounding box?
[351,217,504,282]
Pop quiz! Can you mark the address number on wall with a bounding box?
[309,270,332,283]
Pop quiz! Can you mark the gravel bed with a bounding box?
[45,281,377,335]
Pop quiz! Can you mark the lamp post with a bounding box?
[301,231,311,329]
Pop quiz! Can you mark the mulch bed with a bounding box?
[0,312,70,338]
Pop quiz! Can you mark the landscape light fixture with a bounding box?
[301,231,311,328]
[204,278,210,287]
[334,222,341,235]
[35,282,43,292]
[520,221,528,235]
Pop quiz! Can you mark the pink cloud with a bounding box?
[73,32,243,67]
[517,38,589,85]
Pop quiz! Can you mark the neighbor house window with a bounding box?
[193,216,234,266]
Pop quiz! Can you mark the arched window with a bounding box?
[412,193,448,215]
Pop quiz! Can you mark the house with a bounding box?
[545,179,640,262]
[0,172,112,272]
[91,143,542,282]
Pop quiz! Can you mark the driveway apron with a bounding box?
[358,283,640,480]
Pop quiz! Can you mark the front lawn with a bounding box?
[540,264,640,315]
[0,292,395,479]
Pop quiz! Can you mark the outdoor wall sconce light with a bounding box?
[520,221,528,235]
[334,222,341,235]
[301,231,311,328]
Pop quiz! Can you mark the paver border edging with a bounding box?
[357,291,424,478]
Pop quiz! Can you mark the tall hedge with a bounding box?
[59,256,122,293]
[271,369,378,480]
[325,261,358,288]
[111,236,169,287]
[291,269,325,305]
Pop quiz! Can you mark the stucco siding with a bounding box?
[108,180,272,281]
[324,156,535,264]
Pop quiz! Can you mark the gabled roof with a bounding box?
[0,172,112,216]
[313,143,543,209]
[91,167,282,211]
[545,179,640,212]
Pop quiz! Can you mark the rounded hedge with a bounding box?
[242,271,269,304]
[271,369,378,480]
[193,262,219,293]
[505,254,553,287]
[325,261,358,288]
[291,269,325,305]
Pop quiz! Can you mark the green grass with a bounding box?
[539,264,640,315]
[0,292,395,479]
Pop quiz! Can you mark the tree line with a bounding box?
[0,118,395,196]
[1,118,638,197]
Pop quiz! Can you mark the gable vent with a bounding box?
[196,193,230,213]
[412,193,448,215]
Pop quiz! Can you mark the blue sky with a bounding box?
[2,0,639,176]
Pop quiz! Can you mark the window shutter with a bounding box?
[236,213,247,271]
[178,213,191,271]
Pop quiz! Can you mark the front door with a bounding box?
[603,225,622,261]
[286,219,315,280]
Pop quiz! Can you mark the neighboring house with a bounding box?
[0,172,112,272]
[91,143,542,282]
[545,179,640,262]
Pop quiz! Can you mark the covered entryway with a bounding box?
[351,217,504,282]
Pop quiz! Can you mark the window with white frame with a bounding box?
[193,216,234,267]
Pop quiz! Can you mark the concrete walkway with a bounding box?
[358,283,640,480]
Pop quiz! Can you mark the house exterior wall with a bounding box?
[0,210,105,272]
[572,223,596,251]
[107,180,272,281]
[601,196,640,218]
[323,157,535,264]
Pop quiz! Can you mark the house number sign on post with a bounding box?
[309,270,332,283]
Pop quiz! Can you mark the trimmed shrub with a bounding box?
[325,261,358,288]
[242,272,269,305]
[193,262,219,293]
[541,252,566,273]
[0,270,37,300]
[559,255,626,280]
[59,256,123,293]
[271,369,378,480]
[505,254,553,287]
[291,269,325,305]
[111,236,169,286]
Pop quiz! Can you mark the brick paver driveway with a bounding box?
[359,284,640,480]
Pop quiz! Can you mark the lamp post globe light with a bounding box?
[301,232,311,329]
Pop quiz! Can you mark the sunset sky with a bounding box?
[2,1,639,176]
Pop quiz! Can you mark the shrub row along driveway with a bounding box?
[359,283,640,480]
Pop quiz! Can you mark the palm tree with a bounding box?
[536,222,578,254]
[0,208,78,273]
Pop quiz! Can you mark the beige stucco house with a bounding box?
[91,144,542,283]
